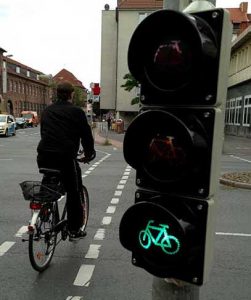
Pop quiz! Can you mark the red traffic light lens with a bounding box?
[145,134,188,182]
[149,38,193,91]
[123,110,194,183]
[128,9,217,98]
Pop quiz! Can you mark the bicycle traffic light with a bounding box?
[120,8,232,285]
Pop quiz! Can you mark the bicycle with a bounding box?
[139,220,180,255]
[20,159,89,272]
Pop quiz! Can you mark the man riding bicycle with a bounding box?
[37,81,96,241]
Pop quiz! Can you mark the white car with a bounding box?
[0,114,16,136]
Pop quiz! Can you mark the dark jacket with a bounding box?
[37,101,94,158]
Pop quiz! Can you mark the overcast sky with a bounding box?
[0,0,249,89]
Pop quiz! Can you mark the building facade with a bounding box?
[0,48,50,117]
[100,1,251,136]
[100,0,163,126]
[225,25,251,137]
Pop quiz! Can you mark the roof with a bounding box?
[227,8,250,23]
[4,57,42,74]
[232,24,251,50]
[53,69,86,90]
[118,0,163,9]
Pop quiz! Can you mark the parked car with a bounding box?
[15,117,28,129]
[0,114,16,136]
[21,111,39,127]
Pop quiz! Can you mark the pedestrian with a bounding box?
[37,81,96,241]
[107,116,111,130]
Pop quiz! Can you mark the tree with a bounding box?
[73,87,85,107]
[121,73,140,105]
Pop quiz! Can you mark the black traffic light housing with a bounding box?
[128,9,224,105]
[123,108,215,198]
[120,7,231,286]
[120,190,213,285]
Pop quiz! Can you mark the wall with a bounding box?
[100,10,117,110]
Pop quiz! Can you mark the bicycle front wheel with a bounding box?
[80,185,89,232]
[28,204,57,272]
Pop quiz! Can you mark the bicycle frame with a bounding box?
[25,194,66,238]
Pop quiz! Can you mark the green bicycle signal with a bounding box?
[139,220,181,255]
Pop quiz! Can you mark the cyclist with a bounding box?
[37,81,96,241]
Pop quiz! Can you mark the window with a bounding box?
[243,95,251,127]
[234,97,242,125]
[229,98,235,125]
[16,66,20,73]
[27,70,30,77]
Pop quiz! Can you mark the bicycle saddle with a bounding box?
[39,168,61,176]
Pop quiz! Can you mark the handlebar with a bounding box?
[77,149,96,164]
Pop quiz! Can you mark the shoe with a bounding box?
[69,230,87,242]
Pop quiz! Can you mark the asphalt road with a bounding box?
[0,127,250,300]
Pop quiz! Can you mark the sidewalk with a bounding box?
[94,129,124,149]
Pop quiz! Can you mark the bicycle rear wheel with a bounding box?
[28,204,57,272]
[80,185,89,232]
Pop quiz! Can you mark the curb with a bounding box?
[94,134,123,149]
[219,177,251,190]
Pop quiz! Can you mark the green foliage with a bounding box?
[73,87,85,107]
[121,73,140,105]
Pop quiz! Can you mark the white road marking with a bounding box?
[0,159,13,161]
[85,244,101,259]
[111,198,119,204]
[216,232,251,237]
[66,297,83,300]
[116,185,124,190]
[121,176,129,180]
[0,241,15,256]
[15,226,28,237]
[85,171,91,174]
[114,190,122,196]
[94,228,106,240]
[230,155,251,163]
[106,206,116,214]
[73,264,95,287]
[124,172,130,175]
[102,216,112,225]
[120,180,127,184]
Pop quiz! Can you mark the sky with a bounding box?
[0,0,250,89]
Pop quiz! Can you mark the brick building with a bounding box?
[0,48,50,117]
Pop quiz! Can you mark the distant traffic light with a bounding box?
[120,8,232,285]
[91,83,100,95]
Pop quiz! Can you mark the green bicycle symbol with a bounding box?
[139,220,181,255]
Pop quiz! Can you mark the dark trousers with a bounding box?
[37,152,83,232]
